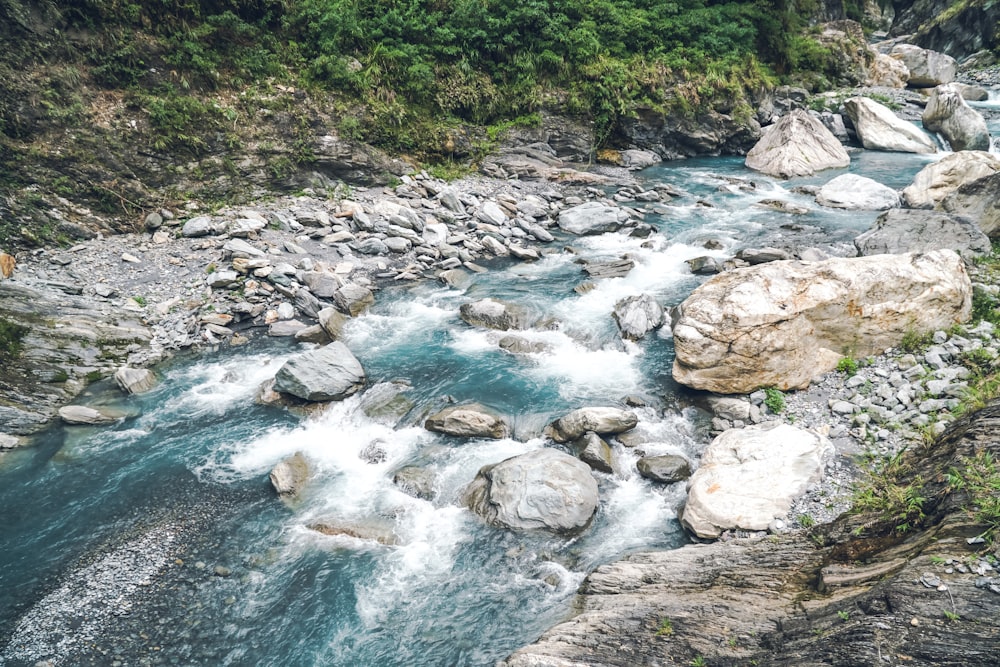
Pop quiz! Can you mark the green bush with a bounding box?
[764,387,785,414]
[0,317,28,359]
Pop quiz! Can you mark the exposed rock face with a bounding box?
[502,402,1000,667]
[545,407,639,443]
[114,367,157,395]
[424,403,509,439]
[557,202,631,235]
[462,448,599,534]
[612,294,664,341]
[272,342,365,401]
[941,172,1000,238]
[269,452,310,497]
[922,84,991,152]
[458,298,527,331]
[0,252,14,279]
[615,105,761,160]
[843,96,937,154]
[744,110,850,178]
[671,251,972,393]
[890,43,956,87]
[815,173,900,210]
[867,50,909,88]
[855,209,991,257]
[901,151,1000,209]
[892,0,1000,63]
[681,423,833,538]
[636,454,691,484]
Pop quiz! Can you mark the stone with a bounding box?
[227,217,266,237]
[0,433,24,449]
[269,452,310,497]
[207,270,240,289]
[425,403,509,439]
[941,172,1000,238]
[922,84,991,152]
[268,320,307,337]
[843,96,937,154]
[114,367,157,395]
[735,247,792,265]
[890,44,957,87]
[686,256,721,275]
[545,407,638,443]
[744,109,850,178]
[867,50,909,88]
[181,216,215,237]
[302,270,341,298]
[294,324,330,344]
[557,202,630,235]
[459,298,527,331]
[333,283,375,317]
[815,174,900,210]
[385,237,411,253]
[58,405,119,425]
[359,382,414,424]
[672,250,972,393]
[902,151,1000,209]
[636,454,691,484]
[438,268,471,290]
[144,212,163,230]
[681,423,833,538]
[355,238,388,255]
[612,294,664,341]
[392,466,437,500]
[462,448,599,533]
[854,209,990,257]
[317,307,348,339]
[272,342,365,401]
[0,252,14,279]
[573,432,614,473]
[706,396,751,421]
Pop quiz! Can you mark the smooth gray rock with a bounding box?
[273,342,365,402]
[687,256,721,275]
[269,452,310,497]
[816,174,900,210]
[58,405,119,425]
[636,454,691,483]
[744,109,850,178]
[736,247,792,265]
[573,432,614,473]
[843,96,937,154]
[854,209,990,257]
[182,216,215,237]
[922,84,991,152]
[358,381,414,424]
[612,294,664,341]
[317,307,348,339]
[459,298,527,331]
[545,407,638,443]
[557,202,630,235]
[425,403,509,439]
[114,367,157,395]
[462,448,599,533]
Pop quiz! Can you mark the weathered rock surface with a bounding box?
[545,407,639,443]
[922,84,991,152]
[941,172,1000,238]
[612,294,663,341]
[854,209,991,257]
[307,518,399,545]
[424,403,509,439]
[815,173,900,210]
[672,251,972,393]
[557,202,631,235]
[269,452,310,497]
[462,448,599,534]
[58,405,120,425]
[458,298,527,331]
[636,454,691,484]
[902,150,1000,209]
[681,423,833,538]
[502,402,1000,667]
[867,50,909,88]
[114,367,157,395]
[572,432,614,474]
[890,43,957,87]
[392,466,437,500]
[843,96,937,154]
[744,110,850,178]
[272,342,365,402]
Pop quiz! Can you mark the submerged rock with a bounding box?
[545,407,638,443]
[636,454,691,484]
[273,342,365,402]
[672,250,972,393]
[269,452,310,497]
[308,518,399,545]
[462,448,599,533]
[114,367,157,395]
[744,109,850,178]
[425,403,509,439]
[392,466,437,500]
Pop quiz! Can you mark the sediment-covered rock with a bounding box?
[681,422,833,538]
[744,109,850,178]
[272,342,365,401]
[424,403,509,439]
[462,448,599,533]
[922,84,991,152]
[854,209,990,257]
[545,407,639,443]
[671,251,972,393]
[843,96,937,154]
[902,150,1000,209]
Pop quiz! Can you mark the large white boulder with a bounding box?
[273,342,366,401]
[671,250,972,393]
[612,294,664,341]
[843,96,937,154]
[462,448,599,534]
[941,172,1000,238]
[744,109,850,178]
[557,202,631,235]
[815,173,900,210]
[890,44,957,88]
[680,423,833,539]
[866,50,909,88]
[901,151,1000,209]
[922,84,991,152]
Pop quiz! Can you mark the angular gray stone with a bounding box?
[890,44,957,87]
[114,367,157,395]
[612,294,664,341]
[636,454,691,484]
[272,342,365,401]
[269,452,310,497]
[545,407,638,443]
[182,216,215,237]
[334,283,375,317]
[573,432,614,473]
[942,171,1000,238]
[425,403,509,439]
[459,298,527,331]
[393,466,437,500]
[744,109,850,178]
[854,209,990,257]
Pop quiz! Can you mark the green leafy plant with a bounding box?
[799,514,816,528]
[690,657,707,667]
[837,610,849,621]
[132,295,148,307]
[852,449,927,535]
[946,451,1000,548]
[0,318,29,359]
[656,617,674,636]
[900,328,933,354]
[836,357,859,376]
[943,610,960,621]
[764,387,785,414]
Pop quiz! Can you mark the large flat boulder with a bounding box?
[272,342,365,401]
[843,96,937,154]
[681,423,833,538]
[922,84,991,152]
[424,403,509,439]
[815,173,900,210]
[744,109,850,178]
[557,202,630,235]
[941,172,1000,238]
[671,250,971,393]
[902,151,1000,209]
[462,448,599,534]
[890,44,957,87]
[854,209,990,257]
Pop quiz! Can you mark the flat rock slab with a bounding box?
[681,422,833,538]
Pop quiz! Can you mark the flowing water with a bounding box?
[0,146,968,666]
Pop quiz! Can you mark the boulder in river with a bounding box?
[744,109,850,178]
[636,454,691,484]
[392,466,437,500]
[854,209,990,257]
[902,150,1000,209]
[843,96,937,154]
[545,407,638,443]
[815,173,900,210]
[459,298,528,331]
[273,342,365,402]
[462,448,599,533]
[425,403,509,439]
[671,250,972,393]
[333,283,375,317]
[58,405,119,425]
[572,432,614,473]
[941,172,1000,238]
[269,451,310,497]
[612,294,664,341]
[557,202,631,235]
[681,422,832,538]
[922,84,991,152]
[114,367,157,395]
[889,44,957,87]
[308,518,399,545]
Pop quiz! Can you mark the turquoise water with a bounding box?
[0,147,936,666]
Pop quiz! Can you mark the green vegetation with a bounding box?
[852,449,927,535]
[900,328,934,354]
[691,657,707,667]
[0,317,28,359]
[656,617,674,636]
[764,387,785,414]
[837,610,849,621]
[947,451,1000,548]
[943,609,960,621]
[836,357,859,376]
[799,514,816,528]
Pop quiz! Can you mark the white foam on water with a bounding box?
[156,353,289,419]
[342,300,455,354]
